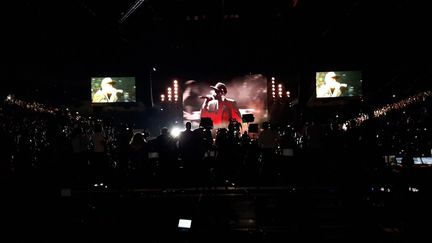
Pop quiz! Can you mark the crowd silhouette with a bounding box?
[0,94,431,190]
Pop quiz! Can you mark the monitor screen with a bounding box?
[91,77,136,103]
[421,157,432,165]
[414,157,432,165]
[395,157,402,165]
[178,219,192,229]
[183,74,268,129]
[316,71,362,98]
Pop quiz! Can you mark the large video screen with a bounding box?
[91,77,136,103]
[316,71,362,98]
[183,74,268,129]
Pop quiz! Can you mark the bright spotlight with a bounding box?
[170,127,182,138]
[178,219,192,229]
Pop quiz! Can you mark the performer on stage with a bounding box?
[200,82,242,128]
[316,72,347,97]
[93,77,124,103]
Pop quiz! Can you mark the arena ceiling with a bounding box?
[1,0,431,100]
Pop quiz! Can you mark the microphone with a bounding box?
[199,95,214,100]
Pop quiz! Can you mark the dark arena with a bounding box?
[2,1,432,242]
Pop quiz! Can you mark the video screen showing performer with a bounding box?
[183,74,268,129]
[91,77,136,103]
[316,71,362,98]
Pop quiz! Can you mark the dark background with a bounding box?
[1,0,431,106]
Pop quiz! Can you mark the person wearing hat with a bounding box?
[200,82,242,128]
[316,72,347,98]
[93,77,124,103]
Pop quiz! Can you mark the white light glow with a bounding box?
[170,127,182,137]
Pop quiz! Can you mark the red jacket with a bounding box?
[200,98,242,128]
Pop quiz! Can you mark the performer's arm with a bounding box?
[93,91,104,102]
[232,101,242,122]
[200,99,211,117]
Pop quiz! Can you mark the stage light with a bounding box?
[409,187,419,192]
[167,87,172,101]
[178,219,192,229]
[170,127,181,138]
[271,77,275,81]
[161,94,165,101]
[342,123,348,131]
